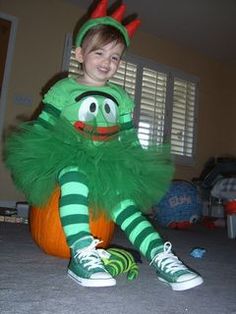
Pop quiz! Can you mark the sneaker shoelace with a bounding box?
[74,239,104,271]
[150,241,188,275]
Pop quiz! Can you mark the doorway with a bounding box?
[0,18,11,95]
[0,12,17,138]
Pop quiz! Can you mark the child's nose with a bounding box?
[101,57,110,66]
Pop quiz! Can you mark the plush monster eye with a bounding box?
[103,98,117,123]
[78,96,98,121]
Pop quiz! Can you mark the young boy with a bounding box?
[4,0,203,291]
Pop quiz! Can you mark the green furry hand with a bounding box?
[98,248,139,280]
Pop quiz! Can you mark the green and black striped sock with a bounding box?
[111,200,164,261]
[58,166,90,247]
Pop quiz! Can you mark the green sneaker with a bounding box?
[150,242,203,291]
[67,236,116,287]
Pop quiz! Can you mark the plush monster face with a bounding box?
[75,91,119,126]
[71,91,120,141]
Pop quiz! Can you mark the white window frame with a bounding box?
[62,33,199,166]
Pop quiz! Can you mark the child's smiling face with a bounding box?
[76,40,125,87]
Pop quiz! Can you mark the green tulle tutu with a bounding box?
[4,118,174,216]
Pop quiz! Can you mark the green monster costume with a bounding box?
[4,1,173,262]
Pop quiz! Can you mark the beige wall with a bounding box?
[1,0,235,202]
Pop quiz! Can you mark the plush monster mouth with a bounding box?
[74,121,120,141]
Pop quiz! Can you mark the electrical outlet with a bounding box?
[14,94,33,106]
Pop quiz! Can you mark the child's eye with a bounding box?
[95,51,103,56]
[112,56,120,62]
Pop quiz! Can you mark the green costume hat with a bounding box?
[76,0,141,47]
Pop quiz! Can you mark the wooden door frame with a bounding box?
[0,12,18,138]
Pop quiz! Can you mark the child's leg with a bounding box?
[58,166,116,287]
[111,200,203,291]
[58,166,90,246]
[111,199,164,261]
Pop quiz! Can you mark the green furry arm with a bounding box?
[34,103,61,129]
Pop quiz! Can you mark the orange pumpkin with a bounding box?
[30,189,115,258]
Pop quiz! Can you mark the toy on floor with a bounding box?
[98,248,139,280]
[153,180,203,229]
[190,248,206,259]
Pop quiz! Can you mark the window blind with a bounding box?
[109,61,137,99]
[138,68,167,147]
[68,48,80,78]
[171,78,197,157]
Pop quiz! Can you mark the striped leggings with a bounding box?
[58,166,163,261]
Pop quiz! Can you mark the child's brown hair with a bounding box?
[81,24,126,53]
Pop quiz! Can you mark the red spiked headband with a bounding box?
[75,0,141,47]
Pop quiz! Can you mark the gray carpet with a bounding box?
[0,221,236,314]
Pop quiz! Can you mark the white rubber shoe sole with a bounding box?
[158,274,203,291]
[68,269,116,287]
